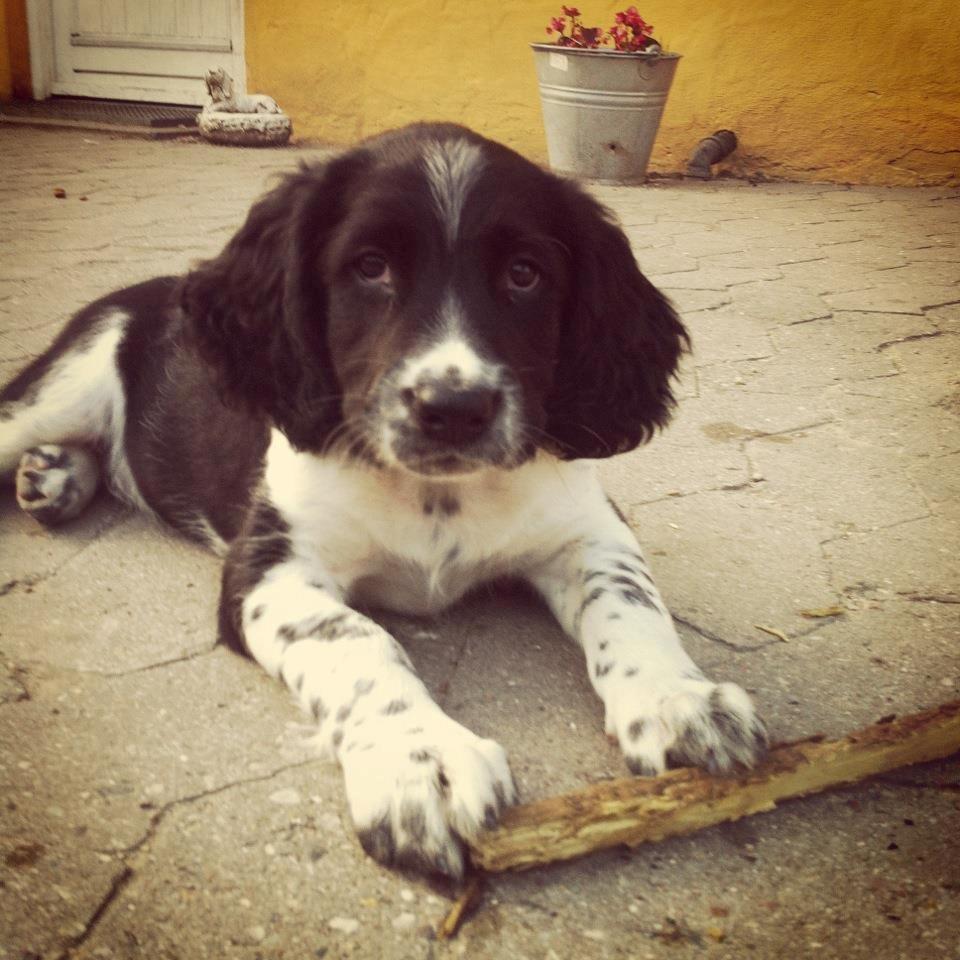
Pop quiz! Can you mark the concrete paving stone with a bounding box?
[866,261,960,287]
[823,515,960,600]
[666,232,748,260]
[927,302,960,327]
[0,649,315,847]
[825,283,960,314]
[0,513,221,673]
[831,390,960,461]
[2,127,959,960]
[772,309,944,359]
[1,847,126,960]
[658,286,733,313]
[746,424,929,536]
[697,350,898,397]
[908,451,960,521]
[650,265,785,290]
[920,232,960,251]
[634,218,710,239]
[686,599,959,740]
[600,404,752,506]
[901,244,960,263]
[832,331,959,411]
[724,279,834,326]
[700,246,829,269]
[627,245,700,276]
[71,764,447,960]
[825,250,916,272]
[625,488,839,647]
[600,380,833,506]
[46,724,960,960]
[711,218,800,242]
[0,295,100,344]
[0,652,28,704]
[437,588,625,800]
[806,245,915,271]
[0,495,129,592]
[882,331,960,393]
[781,222,887,247]
[0,653,319,960]
[613,212,660,229]
[683,313,774,364]
[771,258,887,297]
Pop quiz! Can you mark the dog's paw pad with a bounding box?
[15,444,100,525]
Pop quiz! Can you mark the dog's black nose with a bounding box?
[405,384,502,445]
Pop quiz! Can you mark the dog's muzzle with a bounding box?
[373,350,525,477]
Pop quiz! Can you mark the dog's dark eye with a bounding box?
[355,251,391,283]
[506,259,540,292]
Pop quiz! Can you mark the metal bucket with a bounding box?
[530,44,680,184]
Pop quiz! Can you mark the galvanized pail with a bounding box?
[530,44,681,184]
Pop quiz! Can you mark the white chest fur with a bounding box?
[263,431,604,614]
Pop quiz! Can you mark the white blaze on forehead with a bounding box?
[403,338,487,386]
[397,292,494,389]
[422,138,485,245]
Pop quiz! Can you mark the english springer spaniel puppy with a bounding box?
[0,123,766,879]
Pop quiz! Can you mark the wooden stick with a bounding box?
[436,876,484,940]
[469,700,960,873]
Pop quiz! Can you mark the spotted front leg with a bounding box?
[230,558,515,878]
[529,507,767,776]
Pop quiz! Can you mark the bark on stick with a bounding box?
[469,701,960,873]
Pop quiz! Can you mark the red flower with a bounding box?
[545,6,658,53]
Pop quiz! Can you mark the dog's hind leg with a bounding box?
[0,307,145,522]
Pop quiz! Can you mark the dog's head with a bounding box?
[180,123,688,476]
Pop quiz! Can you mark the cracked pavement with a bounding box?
[1,127,958,960]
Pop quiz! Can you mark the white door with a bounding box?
[48,0,244,105]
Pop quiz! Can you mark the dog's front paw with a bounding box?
[606,676,768,777]
[340,712,516,879]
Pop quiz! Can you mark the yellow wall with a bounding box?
[1,1,956,185]
[246,0,960,186]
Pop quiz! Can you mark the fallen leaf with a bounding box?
[800,606,845,618]
[5,843,45,868]
[754,623,789,643]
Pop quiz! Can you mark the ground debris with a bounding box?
[754,623,790,642]
[799,605,846,618]
[436,876,484,940]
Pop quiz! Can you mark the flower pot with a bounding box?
[530,44,680,184]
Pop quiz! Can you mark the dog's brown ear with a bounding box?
[178,151,369,450]
[544,185,689,459]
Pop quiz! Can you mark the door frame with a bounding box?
[24,0,247,102]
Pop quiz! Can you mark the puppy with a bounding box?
[0,122,767,878]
